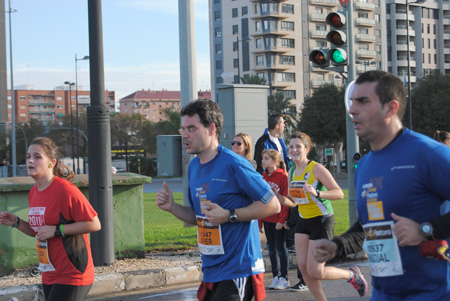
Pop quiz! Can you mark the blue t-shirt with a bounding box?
[188,145,275,282]
[355,129,450,300]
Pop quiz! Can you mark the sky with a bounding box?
[4,0,211,103]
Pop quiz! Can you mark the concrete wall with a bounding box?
[0,173,151,275]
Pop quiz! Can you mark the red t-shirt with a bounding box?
[28,176,97,286]
[259,168,290,225]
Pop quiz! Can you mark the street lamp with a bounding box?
[75,54,89,174]
[64,81,75,171]
[235,34,240,84]
[8,0,18,176]
[406,0,427,130]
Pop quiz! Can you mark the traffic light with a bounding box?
[352,152,361,169]
[325,12,347,66]
[309,49,329,68]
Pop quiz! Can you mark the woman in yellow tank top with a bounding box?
[277,132,368,300]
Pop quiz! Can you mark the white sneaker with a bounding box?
[274,277,290,290]
[269,276,279,289]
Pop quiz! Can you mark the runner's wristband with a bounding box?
[11,215,20,228]
[60,224,64,237]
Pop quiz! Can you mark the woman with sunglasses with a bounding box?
[232,133,257,169]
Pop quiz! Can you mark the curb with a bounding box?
[0,252,367,300]
[0,265,203,301]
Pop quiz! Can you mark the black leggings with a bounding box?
[43,283,93,301]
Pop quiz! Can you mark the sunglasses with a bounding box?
[231,141,243,146]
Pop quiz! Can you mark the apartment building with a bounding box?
[119,89,212,122]
[210,0,450,107]
[6,87,116,125]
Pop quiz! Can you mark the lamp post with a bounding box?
[406,0,426,130]
[75,54,89,174]
[235,34,240,84]
[64,81,75,171]
[8,0,17,176]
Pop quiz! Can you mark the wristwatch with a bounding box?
[229,209,238,223]
[55,224,64,238]
[316,189,321,198]
[419,222,433,239]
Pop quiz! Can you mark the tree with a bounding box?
[241,74,267,85]
[110,113,144,170]
[268,92,297,132]
[298,83,346,170]
[410,72,450,137]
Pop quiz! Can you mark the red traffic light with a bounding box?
[326,12,346,29]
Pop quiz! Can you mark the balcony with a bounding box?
[395,11,415,22]
[309,13,327,22]
[310,29,327,39]
[355,18,376,27]
[311,80,334,88]
[356,34,376,42]
[356,49,377,59]
[309,0,338,7]
[355,1,376,11]
[396,43,416,53]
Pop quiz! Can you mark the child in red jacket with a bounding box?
[259,149,290,290]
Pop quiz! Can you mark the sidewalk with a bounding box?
[0,250,367,301]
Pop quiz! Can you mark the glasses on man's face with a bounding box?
[231,141,242,146]
[178,125,198,134]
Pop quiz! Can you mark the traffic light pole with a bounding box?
[344,2,359,226]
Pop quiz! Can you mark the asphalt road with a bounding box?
[89,262,371,300]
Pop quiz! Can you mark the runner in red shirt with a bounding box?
[0,137,101,301]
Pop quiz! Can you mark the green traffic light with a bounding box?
[332,50,345,63]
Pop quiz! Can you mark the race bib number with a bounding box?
[363,221,403,277]
[289,181,308,204]
[196,216,224,255]
[36,238,55,272]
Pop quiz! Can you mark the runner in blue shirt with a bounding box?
[312,70,450,300]
[156,100,281,301]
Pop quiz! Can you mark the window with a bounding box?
[279,90,296,99]
[256,55,264,66]
[234,58,239,68]
[280,38,294,48]
[358,28,369,34]
[215,27,222,37]
[281,21,294,31]
[279,55,295,65]
[263,19,277,31]
[20,113,26,118]
[233,41,238,51]
[19,96,26,100]
[255,21,261,32]
[256,38,262,49]
[71,96,76,101]
[434,54,437,64]
[257,72,265,79]
[428,53,431,63]
[57,105,63,109]
[242,6,248,16]
[234,75,240,84]
[214,11,221,21]
[375,14,380,23]
[233,25,239,34]
[232,8,238,18]
[216,60,222,70]
[216,76,223,84]
[20,104,26,109]
[264,36,276,48]
[215,43,222,54]
[358,12,368,18]
[427,24,430,34]
[428,38,430,49]
[281,4,294,14]
[316,41,327,48]
[277,72,295,82]
[57,97,62,101]
[434,39,436,49]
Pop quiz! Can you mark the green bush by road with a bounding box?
[144,190,351,253]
